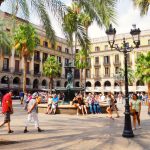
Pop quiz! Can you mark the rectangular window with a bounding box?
[95,57,99,64]
[115,67,119,74]
[105,45,108,51]
[76,49,79,53]
[43,41,48,47]
[104,56,110,64]
[95,68,99,77]
[148,39,150,45]
[65,58,69,65]
[34,51,40,59]
[115,54,119,63]
[105,67,110,75]
[57,56,61,63]
[95,46,100,52]
[15,60,20,72]
[43,53,48,61]
[27,62,30,73]
[34,63,40,74]
[57,46,62,51]
[86,69,91,78]
[65,48,69,53]
[3,58,9,70]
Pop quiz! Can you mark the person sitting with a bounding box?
[49,94,59,114]
[77,93,87,115]
[72,95,79,115]
[45,95,53,114]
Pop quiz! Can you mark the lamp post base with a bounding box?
[122,131,134,138]
[122,112,134,138]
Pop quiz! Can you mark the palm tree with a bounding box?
[14,24,38,93]
[133,0,150,16]
[0,20,12,56]
[75,49,88,87]
[135,52,150,98]
[118,67,135,85]
[0,0,117,45]
[43,56,61,94]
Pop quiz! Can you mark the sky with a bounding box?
[1,0,150,39]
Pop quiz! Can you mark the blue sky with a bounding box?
[1,0,150,38]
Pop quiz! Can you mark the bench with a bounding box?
[38,103,108,115]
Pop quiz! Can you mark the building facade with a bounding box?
[0,11,149,94]
[84,30,150,94]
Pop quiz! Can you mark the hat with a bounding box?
[32,92,38,98]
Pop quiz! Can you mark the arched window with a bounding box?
[56,81,61,87]
[75,81,80,87]
[64,81,68,87]
[95,81,101,87]
[13,77,20,84]
[42,79,47,86]
[33,79,39,89]
[114,82,119,86]
[1,76,9,84]
[104,81,111,86]
[26,78,30,85]
[86,81,91,87]
[136,80,144,86]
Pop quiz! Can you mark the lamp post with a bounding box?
[106,24,141,138]
[4,75,10,90]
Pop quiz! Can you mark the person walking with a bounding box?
[0,90,14,133]
[130,93,141,130]
[24,92,43,133]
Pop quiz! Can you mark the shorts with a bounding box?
[4,112,11,123]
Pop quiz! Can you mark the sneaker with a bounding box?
[24,129,29,133]
[38,128,44,132]
[8,130,14,134]
[138,126,142,129]
[133,128,136,130]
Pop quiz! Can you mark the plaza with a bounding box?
[0,101,150,150]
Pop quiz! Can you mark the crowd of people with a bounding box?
[0,90,149,134]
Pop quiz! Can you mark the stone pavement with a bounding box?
[0,101,150,150]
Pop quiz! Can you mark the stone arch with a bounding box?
[136,80,144,86]
[95,81,101,87]
[33,79,39,89]
[13,77,20,85]
[114,82,119,86]
[42,79,47,86]
[104,81,111,87]
[1,76,9,84]
[64,81,68,87]
[75,81,80,87]
[26,78,30,85]
[56,81,61,87]
[86,81,91,87]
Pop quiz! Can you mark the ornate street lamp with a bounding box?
[106,24,141,138]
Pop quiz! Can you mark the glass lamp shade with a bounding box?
[130,27,141,48]
[106,24,116,48]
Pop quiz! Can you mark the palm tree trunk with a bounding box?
[23,56,27,93]
[80,69,83,87]
[148,82,150,99]
[84,27,88,95]
[49,77,53,94]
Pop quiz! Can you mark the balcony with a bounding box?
[2,68,10,72]
[34,56,41,62]
[104,74,110,78]
[103,62,110,66]
[113,61,121,66]
[94,63,101,67]
[13,70,23,75]
[94,75,101,80]
[4,52,11,57]
[26,70,31,75]
[34,72,41,77]
[27,57,32,61]
[14,53,20,58]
